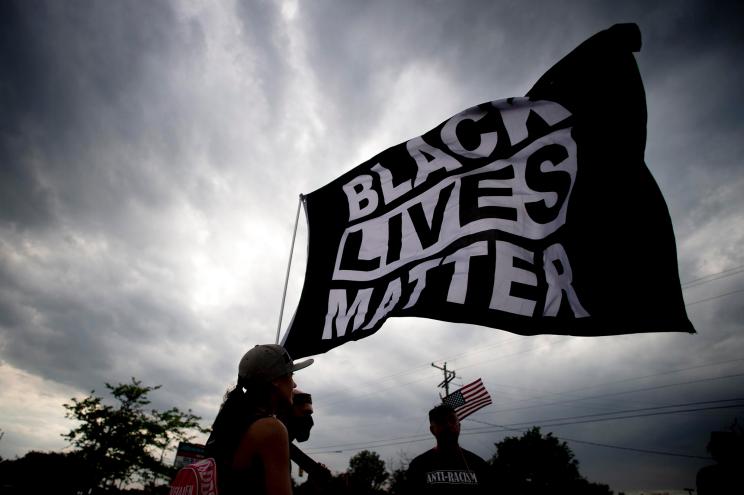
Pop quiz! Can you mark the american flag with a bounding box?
[442,378,492,420]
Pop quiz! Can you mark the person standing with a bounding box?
[206,344,313,495]
[406,403,491,494]
[279,389,340,494]
[282,389,315,443]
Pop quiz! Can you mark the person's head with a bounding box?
[707,431,738,464]
[237,344,313,411]
[429,403,460,447]
[284,390,314,442]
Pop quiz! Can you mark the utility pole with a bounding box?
[431,362,456,397]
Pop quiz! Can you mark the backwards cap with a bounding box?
[238,344,313,383]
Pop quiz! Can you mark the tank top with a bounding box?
[206,405,271,495]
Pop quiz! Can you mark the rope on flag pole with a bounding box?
[276,194,303,344]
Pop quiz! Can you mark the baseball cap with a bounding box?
[238,344,313,383]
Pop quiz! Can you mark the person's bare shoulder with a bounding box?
[250,416,289,444]
[232,417,288,469]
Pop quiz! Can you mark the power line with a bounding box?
[308,401,731,455]
[465,418,712,460]
[685,288,744,307]
[463,357,744,418]
[324,358,744,434]
[498,399,744,426]
[554,358,744,395]
[307,398,743,455]
[556,435,711,460]
[463,405,744,432]
[318,369,744,440]
[478,358,744,414]
[317,363,744,436]
[479,372,744,417]
[682,265,744,288]
[480,399,744,429]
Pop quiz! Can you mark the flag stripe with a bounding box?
[463,389,488,401]
[443,378,492,420]
[461,396,492,409]
[457,398,493,419]
[459,396,492,412]
[461,379,483,392]
[461,396,488,408]
[459,399,491,414]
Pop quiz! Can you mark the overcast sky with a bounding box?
[1,1,743,493]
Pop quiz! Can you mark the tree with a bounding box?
[696,418,744,494]
[491,427,613,495]
[62,377,209,492]
[385,452,410,495]
[347,450,389,494]
[386,466,408,495]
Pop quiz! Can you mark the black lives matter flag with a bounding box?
[282,24,695,359]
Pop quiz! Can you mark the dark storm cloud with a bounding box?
[0,234,189,391]
[298,0,744,166]
[0,0,209,234]
[298,1,558,137]
[640,0,744,79]
[637,1,744,226]
[233,0,292,122]
[0,0,220,400]
[0,2,57,229]
[297,1,651,138]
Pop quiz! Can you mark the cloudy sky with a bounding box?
[1,0,743,493]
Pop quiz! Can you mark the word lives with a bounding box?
[323,98,590,341]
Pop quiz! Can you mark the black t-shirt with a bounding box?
[406,447,491,494]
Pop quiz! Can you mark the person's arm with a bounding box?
[258,419,292,495]
[233,417,292,495]
[289,443,331,481]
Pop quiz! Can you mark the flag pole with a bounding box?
[276,194,304,344]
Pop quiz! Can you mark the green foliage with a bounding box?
[491,427,613,495]
[385,453,409,495]
[62,377,209,491]
[386,466,408,495]
[347,449,389,494]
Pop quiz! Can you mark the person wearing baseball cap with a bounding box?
[206,344,313,495]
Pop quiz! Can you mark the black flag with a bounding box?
[282,24,695,359]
